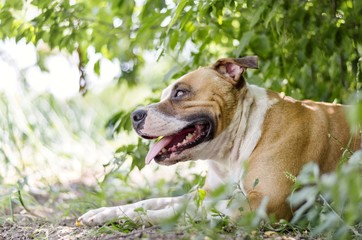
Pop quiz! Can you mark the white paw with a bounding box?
[78,207,122,226]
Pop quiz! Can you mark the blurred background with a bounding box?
[0,0,361,238]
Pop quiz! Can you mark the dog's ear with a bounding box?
[212,56,258,87]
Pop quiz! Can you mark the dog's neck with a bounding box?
[203,84,277,191]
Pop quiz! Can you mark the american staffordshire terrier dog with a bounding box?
[78,56,360,226]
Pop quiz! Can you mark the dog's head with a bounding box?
[132,56,258,165]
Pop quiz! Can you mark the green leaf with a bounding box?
[169,30,179,50]
[4,0,23,10]
[167,0,190,32]
[234,30,254,57]
[249,3,265,27]
[196,189,206,206]
[94,60,101,76]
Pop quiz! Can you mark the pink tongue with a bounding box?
[145,136,173,164]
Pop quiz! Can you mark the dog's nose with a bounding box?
[131,109,147,127]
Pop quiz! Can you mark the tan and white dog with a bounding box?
[78,56,360,226]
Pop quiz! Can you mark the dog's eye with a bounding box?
[174,90,187,99]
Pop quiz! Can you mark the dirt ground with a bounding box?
[0,218,182,240]
[1,216,177,240]
[0,214,319,240]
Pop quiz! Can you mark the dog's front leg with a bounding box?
[78,194,193,226]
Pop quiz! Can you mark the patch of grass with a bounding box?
[289,153,362,239]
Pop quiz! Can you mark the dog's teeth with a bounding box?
[170,145,177,152]
[186,133,193,140]
[162,148,167,153]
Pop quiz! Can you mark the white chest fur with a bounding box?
[204,85,278,193]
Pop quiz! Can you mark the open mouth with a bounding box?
[145,121,213,164]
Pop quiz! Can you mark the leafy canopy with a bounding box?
[1,0,361,100]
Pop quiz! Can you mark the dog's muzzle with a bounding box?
[131,105,216,165]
